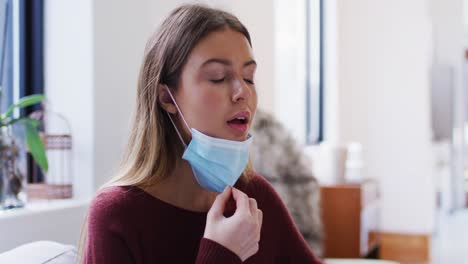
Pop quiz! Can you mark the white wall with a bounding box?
[45,0,94,199]
[92,0,152,190]
[335,0,436,234]
[464,0,468,46]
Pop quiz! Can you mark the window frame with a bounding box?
[1,0,14,114]
[305,0,324,144]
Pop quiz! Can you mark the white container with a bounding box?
[345,142,364,183]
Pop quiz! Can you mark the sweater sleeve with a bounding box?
[256,175,323,264]
[84,191,135,264]
[195,238,242,264]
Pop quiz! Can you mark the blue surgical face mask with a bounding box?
[164,85,253,193]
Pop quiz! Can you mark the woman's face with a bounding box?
[173,29,257,142]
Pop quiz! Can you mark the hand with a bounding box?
[204,187,263,262]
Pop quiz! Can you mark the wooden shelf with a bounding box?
[321,180,380,258]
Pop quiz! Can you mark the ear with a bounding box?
[157,84,177,114]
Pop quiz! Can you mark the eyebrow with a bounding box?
[201,58,257,68]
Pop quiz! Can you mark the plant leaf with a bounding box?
[23,119,48,173]
[1,116,35,127]
[2,94,45,120]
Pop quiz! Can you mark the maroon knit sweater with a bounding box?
[84,173,322,264]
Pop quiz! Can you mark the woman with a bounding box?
[82,4,322,264]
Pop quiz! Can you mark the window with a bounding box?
[1,0,45,183]
[1,0,44,118]
[20,0,45,182]
[274,0,323,145]
[19,0,44,115]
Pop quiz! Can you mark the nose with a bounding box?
[232,78,251,103]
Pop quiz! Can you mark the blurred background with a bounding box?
[0,0,467,263]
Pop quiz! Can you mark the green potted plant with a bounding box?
[0,94,48,209]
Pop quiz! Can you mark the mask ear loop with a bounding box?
[164,85,202,183]
[164,85,190,148]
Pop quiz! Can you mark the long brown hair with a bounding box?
[77,4,254,262]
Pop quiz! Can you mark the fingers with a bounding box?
[250,199,262,243]
[233,190,262,234]
[208,186,232,218]
[248,198,262,243]
[257,209,263,242]
[231,188,262,243]
[248,198,257,216]
[257,209,263,230]
[207,187,263,262]
[232,188,250,215]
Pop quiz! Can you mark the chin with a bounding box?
[230,132,250,141]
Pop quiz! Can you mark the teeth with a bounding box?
[236,117,246,120]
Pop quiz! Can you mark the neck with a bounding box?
[145,157,218,212]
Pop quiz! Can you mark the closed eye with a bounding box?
[210,78,225,84]
[244,79,255,85]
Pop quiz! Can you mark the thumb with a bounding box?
[208,186,232,218]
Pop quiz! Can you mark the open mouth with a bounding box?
[227,113,250,133]
[227,116,248,125]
